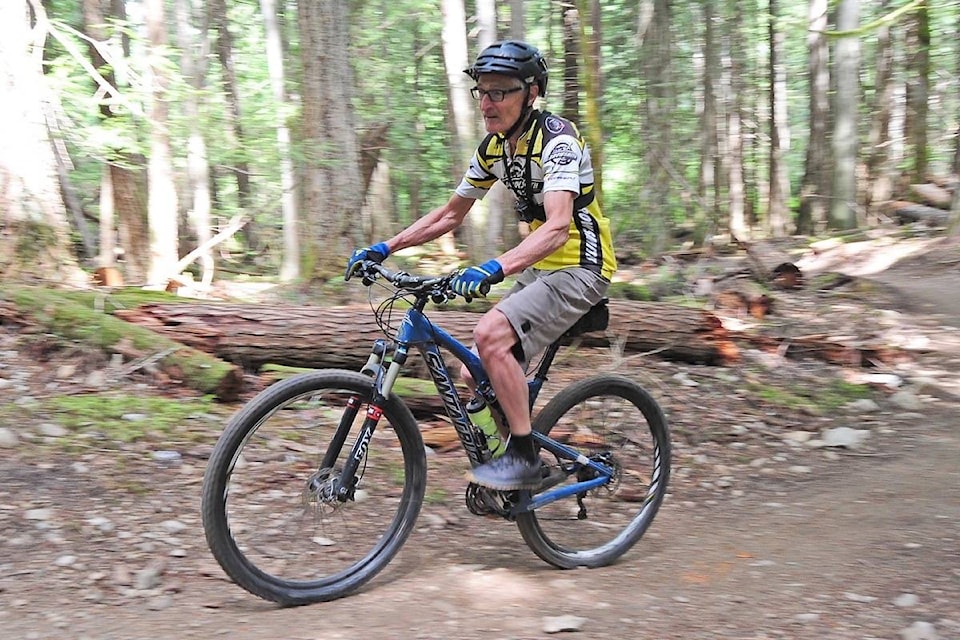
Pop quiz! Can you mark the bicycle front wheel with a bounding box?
[517,375,670,569]
[201,370,426,605]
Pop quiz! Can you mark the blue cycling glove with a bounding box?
[345,242,390,279]
[451,259,504,297]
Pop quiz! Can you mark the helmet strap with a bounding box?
[501,86,535,142]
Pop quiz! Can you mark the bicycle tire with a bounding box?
[516,375,670,569]
[201,370,426,605]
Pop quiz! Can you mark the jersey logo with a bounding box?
[544,116,566,134]
[547,142,578,167]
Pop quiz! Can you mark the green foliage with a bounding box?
[14,221,58,261]
[746,376,874,414]
[35,0,960,278]
[41,394,221,443]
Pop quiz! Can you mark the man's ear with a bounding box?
[528,85,539,106]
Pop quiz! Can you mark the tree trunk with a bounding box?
[797,0,830,234]
[474,0,515,256]
[145,0,180,286]
[440,0,479,260]
[509,0,525,38]
[725,0,747,240]
[98,164,115,267]
[114,300,741,370]
[767,0,790,237]
[562,9,581,121]
[642,0,673,254]
[498,1,524,251]
[828,0,860,230]
[82,0,148,281]
[113,161,150,283]
[864,0,894,221]
[949,188,960,237]
[575,0,603,199]
[299,0,365,280]
[0,0,86,286]
[209,0,252,213]
[175,0,213,274]
[261,0,299,281]
[699,0,720,238]
[905,0,930,183]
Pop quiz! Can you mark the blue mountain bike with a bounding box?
[201,261,670,605]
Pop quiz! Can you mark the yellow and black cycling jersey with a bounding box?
[455,109,617,280]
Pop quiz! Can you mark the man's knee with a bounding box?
[474,309,516,358]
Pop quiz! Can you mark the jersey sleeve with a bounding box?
[455,135,501,200]
[539,115,586,196]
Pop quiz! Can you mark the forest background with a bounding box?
[1,0,959,291]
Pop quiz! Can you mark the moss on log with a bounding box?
[0,286,243,401]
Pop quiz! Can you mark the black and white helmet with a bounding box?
[465,40,548,96]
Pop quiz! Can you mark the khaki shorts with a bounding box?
[494,267,609,364]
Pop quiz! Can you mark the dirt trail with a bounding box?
[1,243,959,640]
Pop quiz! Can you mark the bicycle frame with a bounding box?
[337,297,616,517]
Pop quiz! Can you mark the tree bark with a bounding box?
[562,9,581,121]
[905,0,930,183]
[145,0,180,286]
[299,0,365,280]
[828,0,860,230]
[114,300,741,371]
[473,0,515,256]
[864,0,894,221]
[767,0,790,236]
[508,0,525,38]
[699,0,720,237]
[642,0,673,254]
[209,0,252,213]
[797,0,830,234]
[82,0,149,282]
[440,0,479,260]
[724,0,747,240]
[261,0,299,281]
[574,0,603,198]
[175,0,213,271]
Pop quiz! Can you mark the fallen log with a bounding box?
[114,299,741,370]
[884,200,950,226]
[732,237,803,289]
[1,287,244,401]
[909,183,952,210]
[736,333,906,368]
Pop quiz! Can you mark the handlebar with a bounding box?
[348,260,490,302]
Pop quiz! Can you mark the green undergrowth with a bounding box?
[746,377,874,414]
[36,393,225,444]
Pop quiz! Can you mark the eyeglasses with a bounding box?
[470,86,524,102]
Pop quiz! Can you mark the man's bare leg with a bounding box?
[464,308,541,490]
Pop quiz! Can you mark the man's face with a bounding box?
[475,73,532,136]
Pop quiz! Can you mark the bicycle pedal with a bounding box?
[464,483,510,517]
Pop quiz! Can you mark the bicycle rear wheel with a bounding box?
[516,375,670,568]
[201,370,426,605]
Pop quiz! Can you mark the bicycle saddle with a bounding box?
[563,298,609,338]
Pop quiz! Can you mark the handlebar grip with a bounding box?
[479,281,491,296]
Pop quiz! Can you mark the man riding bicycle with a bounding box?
[347,40,616,491]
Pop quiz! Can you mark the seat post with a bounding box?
[527,340,561,410]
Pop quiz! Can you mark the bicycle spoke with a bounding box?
[202,372,425,603]
[517,376,670,568]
